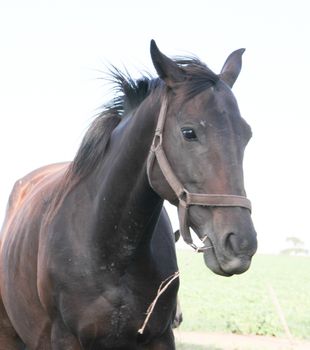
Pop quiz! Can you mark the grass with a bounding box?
[176,251,310,340]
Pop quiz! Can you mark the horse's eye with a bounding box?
[181,127,197,141]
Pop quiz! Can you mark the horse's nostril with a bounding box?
[224,232,238,254]
[222,229,258,261]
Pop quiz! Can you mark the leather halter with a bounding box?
[147,95,252,249]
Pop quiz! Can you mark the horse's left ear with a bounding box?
[220,48,245,88]
[150,40,185,88]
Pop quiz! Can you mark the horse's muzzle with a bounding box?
[202,228,257,276]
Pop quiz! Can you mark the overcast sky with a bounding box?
[1,0,310,253]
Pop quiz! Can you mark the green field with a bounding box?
[176,250,310,340]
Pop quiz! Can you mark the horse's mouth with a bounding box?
[201,236,233,277]
[202,235,253,276]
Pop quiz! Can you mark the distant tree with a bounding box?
[286,236,304,246]
[280,236,309,255]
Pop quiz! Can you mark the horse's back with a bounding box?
[0,162,69,349]
[1,162,68,234]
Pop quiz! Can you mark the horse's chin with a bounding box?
[203,251,232,277]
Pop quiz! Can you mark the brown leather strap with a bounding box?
[147,94,252,246]
[178,201,192,244]
[150,145,185,199]
[184,193,251,211]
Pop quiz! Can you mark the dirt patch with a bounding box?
[174,331,310,350]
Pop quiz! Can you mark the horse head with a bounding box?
[148,40,257,276]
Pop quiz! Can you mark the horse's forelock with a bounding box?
[173,57,220,100]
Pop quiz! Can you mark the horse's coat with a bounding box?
[0,41,257,349]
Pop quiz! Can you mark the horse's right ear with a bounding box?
[150,40,185,88]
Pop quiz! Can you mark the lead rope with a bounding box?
[138,271,180,335]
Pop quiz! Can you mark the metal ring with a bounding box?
[178,189,189,207]
[151,133,162,152]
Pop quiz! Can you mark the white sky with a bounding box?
[0,0,310,253]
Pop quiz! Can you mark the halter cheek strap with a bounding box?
[147,95,252,247]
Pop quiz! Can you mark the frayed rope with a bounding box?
[138,271,180,334]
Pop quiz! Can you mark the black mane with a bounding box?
[51,56,219,209]
[103,67,162,117]
[100,56,219,118]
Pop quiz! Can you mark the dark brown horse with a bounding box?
[0,41,257,349]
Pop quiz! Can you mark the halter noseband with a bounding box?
[147,95,252,249]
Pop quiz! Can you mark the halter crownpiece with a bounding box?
[147,94,252,248]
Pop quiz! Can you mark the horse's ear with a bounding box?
[220,48,245,88]
[150,40,185,88]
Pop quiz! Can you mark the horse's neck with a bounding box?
[77,101,162,265]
